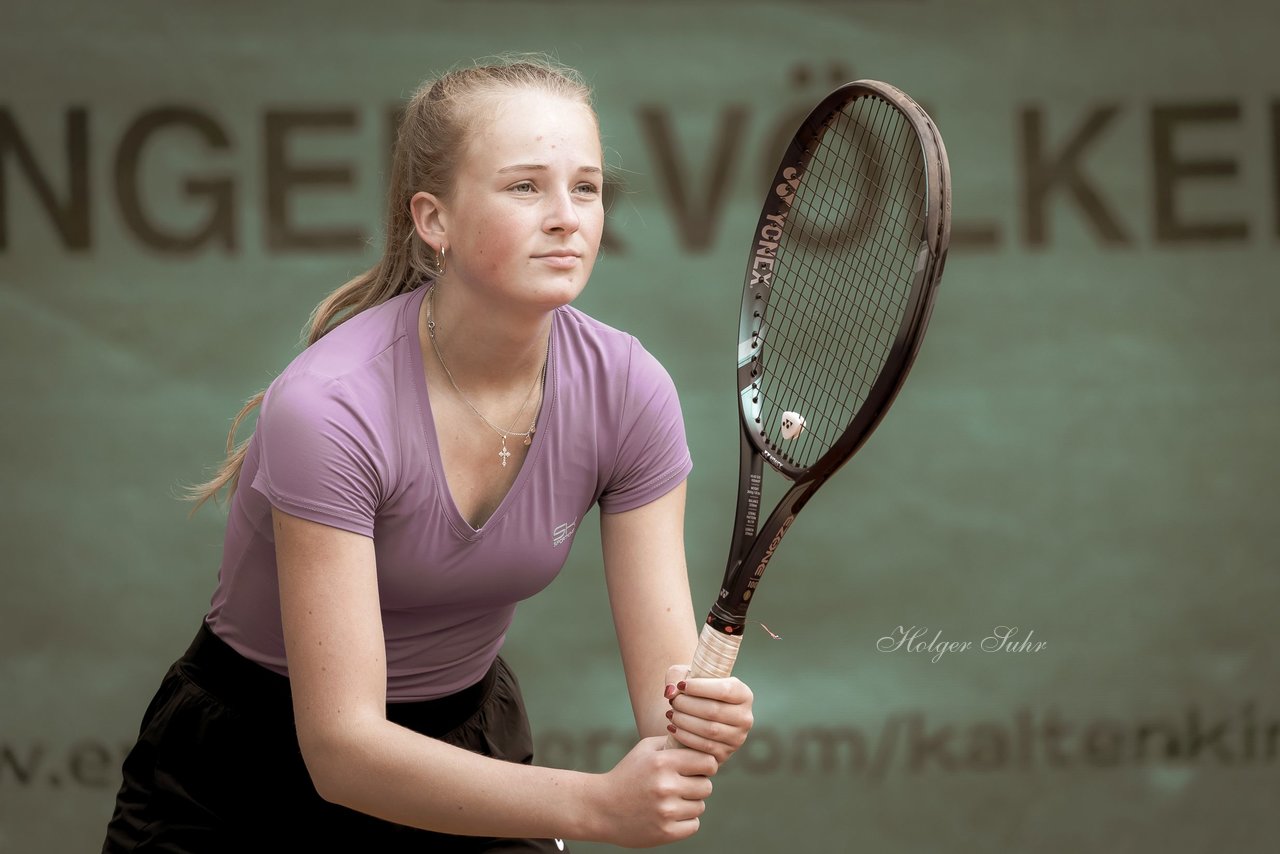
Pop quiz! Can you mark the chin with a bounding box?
[536,278,589,309]
[530,268,592,307]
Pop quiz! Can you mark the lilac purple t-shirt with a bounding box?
[205,285,691,701]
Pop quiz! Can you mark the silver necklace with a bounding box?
[426,287,547,468]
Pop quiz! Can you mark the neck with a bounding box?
[421,282,551,394]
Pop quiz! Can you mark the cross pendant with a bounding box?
[499,439,511,467]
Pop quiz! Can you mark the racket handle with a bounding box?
[664,623,743,749]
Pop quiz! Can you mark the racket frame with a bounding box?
[705,79,952,641]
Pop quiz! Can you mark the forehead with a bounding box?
[466,89,602,169]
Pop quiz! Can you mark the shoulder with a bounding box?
[561,308,691,512]
[553,304,672,390]
[283,290,420,382]
[261,290,421,433]
[553,304,635,361]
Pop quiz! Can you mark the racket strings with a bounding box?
[753,95,928,468]
[769,106,919,380]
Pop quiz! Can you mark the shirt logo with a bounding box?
[552,520,577,547]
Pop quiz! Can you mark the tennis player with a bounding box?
[102,57,754,853]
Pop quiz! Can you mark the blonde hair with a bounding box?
[186,55,595,511]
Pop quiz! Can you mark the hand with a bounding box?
[664,665,755,765]
[589,736,717,848]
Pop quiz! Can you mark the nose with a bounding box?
[543,188,580,234]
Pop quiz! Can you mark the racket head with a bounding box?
[737,80,951,484]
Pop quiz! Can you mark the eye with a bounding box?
[509,180,536,194]
[574,182,601,197]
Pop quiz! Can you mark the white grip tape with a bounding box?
[664,624,743,749]
[689,622,743,678]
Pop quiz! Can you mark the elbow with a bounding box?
[306,764,347,807]
[295,724,364,807]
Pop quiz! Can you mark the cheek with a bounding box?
[466,215,522,270]
[581,206,606,251]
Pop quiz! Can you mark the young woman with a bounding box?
[103,58,754,853]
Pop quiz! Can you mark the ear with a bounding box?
[409,190,449,255]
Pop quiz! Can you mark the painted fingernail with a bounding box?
[677,681,687,692]
[667,724,677,734]
[664,684,677,700]
[666,709,674,720]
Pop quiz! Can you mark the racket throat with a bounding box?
[710,481,809,633]
[706,601,747,635]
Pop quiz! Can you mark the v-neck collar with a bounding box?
[406,286,557,541]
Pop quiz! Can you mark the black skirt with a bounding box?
[103,622,568,853]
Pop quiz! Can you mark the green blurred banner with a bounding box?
[2,1,1277,851]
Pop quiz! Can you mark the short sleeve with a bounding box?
[249,369,387,537]
[598,339,693,514]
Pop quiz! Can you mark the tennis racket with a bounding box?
[675,79,951,704]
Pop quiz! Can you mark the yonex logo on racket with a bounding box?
[750,167,802,289]
[749,513,796,590]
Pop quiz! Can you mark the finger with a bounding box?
[672,675,752,704]
[664,664,691,700]
[664,744,720,777]
[666,723,732,763]
[659,791,706,821]
[669,693,754,729]
[669,708,749,750]
[667,815,702,841]
[667,773,714,804]
[674,790,711,815]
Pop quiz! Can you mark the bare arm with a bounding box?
[600,483,701,738]
[273,507,716,845]
[601,482,754,764]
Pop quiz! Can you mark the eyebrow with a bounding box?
[496,163,603,174]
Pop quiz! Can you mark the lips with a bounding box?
[534,251,581,269]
